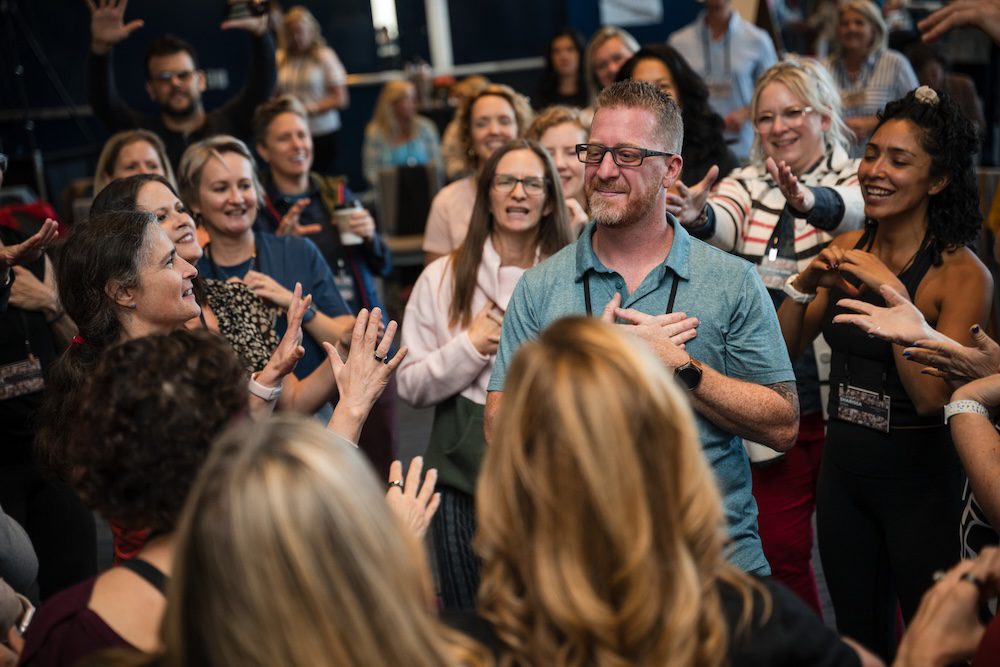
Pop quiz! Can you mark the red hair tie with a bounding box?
[71,335,86,345]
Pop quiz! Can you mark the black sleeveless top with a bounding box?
[822,224,942,429]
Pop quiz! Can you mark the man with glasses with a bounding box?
[485,80,798,576]
[87,0,276,168]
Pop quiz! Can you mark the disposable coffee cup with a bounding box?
[334,201,364,246]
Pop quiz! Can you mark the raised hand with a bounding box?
[906,324,1000,384]
[833,284,935,345]
[385,457,441,540]
[466,300,503,357]
[87,0,144,54]
[766,157,815,213]
[220,14,269,37]
[0,219,58,273]
[276,198,321,237]
[665,165,719,227]
[257,283,309,384]
[324,307,408,442]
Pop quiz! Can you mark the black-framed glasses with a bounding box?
[492,174,547,196]
[576,143,674,167]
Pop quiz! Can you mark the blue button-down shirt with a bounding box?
[489,219,795,574]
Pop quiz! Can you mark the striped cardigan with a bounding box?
[705,145,864,270]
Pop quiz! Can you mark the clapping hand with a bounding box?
[240,270,295,309]
[324,307,408,443]
[0,219,58,274]
[385,457,441,540]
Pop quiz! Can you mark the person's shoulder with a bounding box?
[831,228,865,249]
[668,22,698,44]
[940,245,991,283]
[880,48,914,71]
[689,235,756,272]
[523,238,580,282]
[19,577,114,663]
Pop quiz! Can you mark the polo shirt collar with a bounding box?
[574,215,693,283]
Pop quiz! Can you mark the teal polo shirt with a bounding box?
[488,219,795,575]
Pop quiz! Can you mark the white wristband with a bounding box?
[783,273,816,304]
[944,399,991,424]
[249,372,283,402]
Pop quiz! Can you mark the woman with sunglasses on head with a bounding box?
[666,56,865,616]
[776,87,991,661]
[398,138,572,611]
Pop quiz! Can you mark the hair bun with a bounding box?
[914,85,940,106]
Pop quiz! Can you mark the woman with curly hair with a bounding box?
[20,330,249,666]
[777,86,992,661]
[422,83,533,264]
[616,43,737,186]
[461,317,868,666]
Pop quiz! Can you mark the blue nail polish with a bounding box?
[902,351,910,357]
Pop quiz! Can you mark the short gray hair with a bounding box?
[594,80,683,153]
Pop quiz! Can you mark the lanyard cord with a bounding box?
[583,272,679,316]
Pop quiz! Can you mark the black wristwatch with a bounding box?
[674,358,703,391]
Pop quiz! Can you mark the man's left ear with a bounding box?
[929,174,951,196]
[661,153,683,189]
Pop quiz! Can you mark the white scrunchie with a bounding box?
[914,85,940,106]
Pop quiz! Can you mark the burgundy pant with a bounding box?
[751,411,825,616]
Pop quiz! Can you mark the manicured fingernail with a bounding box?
[911,342,921,348]
[902,351,910,357]
[972,324,981,334]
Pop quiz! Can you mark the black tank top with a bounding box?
[822,224,941,429]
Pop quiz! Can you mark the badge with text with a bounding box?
[835,382,890,433]
[758,256,798,291]
[0,356,44,400]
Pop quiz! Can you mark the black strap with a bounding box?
[119,558,168,594]
[583,272,679,316]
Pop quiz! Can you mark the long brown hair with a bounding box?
[476,318,770,667]
[447,139,573,328]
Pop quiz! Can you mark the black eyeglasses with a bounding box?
[576,143,674,167]
[492,174,547,196]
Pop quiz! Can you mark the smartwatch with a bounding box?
[674,358,703,391]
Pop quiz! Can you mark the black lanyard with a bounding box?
[583,272,679,316]
[701,23,732,79]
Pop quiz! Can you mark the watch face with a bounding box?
[676,363,702,390]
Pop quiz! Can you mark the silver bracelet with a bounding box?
[248,372,283,402]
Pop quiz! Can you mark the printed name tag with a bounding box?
[835,382,890,433]
[758,256,798,291]
[0,356,44,400]
[707,80,734,99]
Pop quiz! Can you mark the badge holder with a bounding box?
[834,363,890,434]
[0,314,44,400]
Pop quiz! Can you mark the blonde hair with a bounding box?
[584,26,639,102]
[93,130,177,195]
[162,416,486,667]
[177,135,265,216]
[476,318,769,667]
[750,56,851,163]
[456,84,534,167]
[367,79,418,141]
[525,105,585,142]
[835,0,888,56]
[279,5,327,58]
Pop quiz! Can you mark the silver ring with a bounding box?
[387,479,403,491]
[960,571,987,594]
[374,353,384,363]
